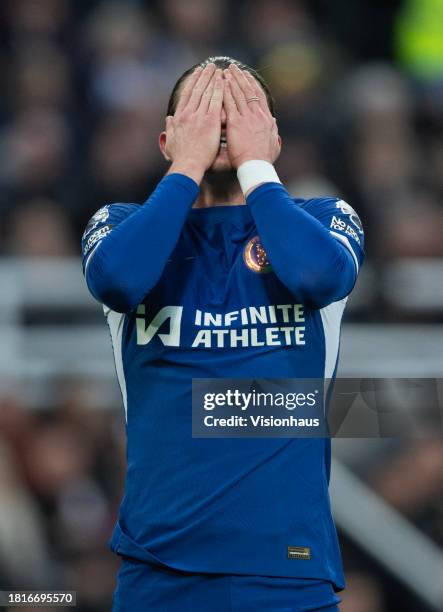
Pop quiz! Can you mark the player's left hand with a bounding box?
[223,63,281,169]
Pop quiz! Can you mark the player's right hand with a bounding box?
[165,63,224,184]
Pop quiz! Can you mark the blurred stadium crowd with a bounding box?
[0,1,442,611]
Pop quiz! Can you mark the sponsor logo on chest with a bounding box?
[135,304,307,349]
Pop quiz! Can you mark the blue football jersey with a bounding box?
[82,193,364,590]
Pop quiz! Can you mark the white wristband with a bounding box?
[237,160,281,196]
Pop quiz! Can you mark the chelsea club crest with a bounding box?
[243,236,272,273]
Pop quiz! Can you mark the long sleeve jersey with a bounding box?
[82,173,364,590]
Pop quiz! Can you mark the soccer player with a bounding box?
[82,57,364,611]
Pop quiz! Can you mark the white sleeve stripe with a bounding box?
[106,309,128,421]
[320,297,348,380]
[84,240,103,274]
[330,230,359,274]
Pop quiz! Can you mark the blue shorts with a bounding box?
[112,557,341,612]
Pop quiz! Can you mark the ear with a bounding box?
[158,131,170,162]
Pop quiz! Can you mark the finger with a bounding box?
[198,72,217,113]
[188,63,216,112]
[229,63,254,99]
[272,118,280,147]
[208,69,223,114]
[230,65,263,114]
[223,79,239,118]
[243,70,269,114]
[175,66,203,114]
[224,70,246,114]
